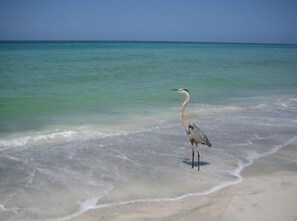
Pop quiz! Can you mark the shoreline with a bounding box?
[68,141,297,221]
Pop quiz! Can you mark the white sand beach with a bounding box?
[69,142,297,221]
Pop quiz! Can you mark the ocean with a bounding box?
[0,41,297,220]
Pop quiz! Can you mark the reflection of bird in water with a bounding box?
[172,88,212,170]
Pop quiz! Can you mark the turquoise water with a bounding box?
[0,42,297,220]
[1,42,296,135]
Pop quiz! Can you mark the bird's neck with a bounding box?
[181,95,190,113]
[180,94,190,129]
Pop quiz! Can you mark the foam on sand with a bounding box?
[49,136,297,221]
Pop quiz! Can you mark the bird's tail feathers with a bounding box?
[205,138,212,147]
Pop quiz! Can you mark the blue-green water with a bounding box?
[0,42,297,220]
[1,42,296,135]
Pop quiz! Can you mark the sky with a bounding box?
[0,0,296,44]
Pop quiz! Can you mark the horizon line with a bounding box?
[0,40,296,46]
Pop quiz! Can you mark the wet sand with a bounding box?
[69,142,297,221]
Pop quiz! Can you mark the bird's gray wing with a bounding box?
[188,123,212,147]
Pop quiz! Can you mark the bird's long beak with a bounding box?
[171,89,178,91]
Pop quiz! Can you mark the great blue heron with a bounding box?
[172,88,212,170]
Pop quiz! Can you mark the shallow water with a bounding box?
[0,42,297,220]
[1,98,297,221]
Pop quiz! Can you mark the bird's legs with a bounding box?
[197,149,200,170]
[192,147,195,168]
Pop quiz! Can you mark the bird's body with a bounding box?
[172,88,212,170]
[188,122,212,147]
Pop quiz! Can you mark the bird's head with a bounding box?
[171,88,190,96]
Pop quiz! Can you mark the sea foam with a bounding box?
[49,135,297,221]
